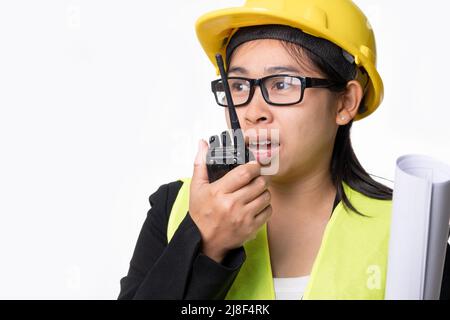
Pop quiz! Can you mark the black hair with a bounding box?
[281,41,393,216]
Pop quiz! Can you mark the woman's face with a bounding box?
[226,39,342,183]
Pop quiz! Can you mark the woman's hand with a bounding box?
[189,140,272,263]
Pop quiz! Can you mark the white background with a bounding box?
[0,0,449,299]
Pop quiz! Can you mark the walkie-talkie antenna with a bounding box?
[215,54,241,131]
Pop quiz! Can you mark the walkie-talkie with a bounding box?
[206,54,255,183]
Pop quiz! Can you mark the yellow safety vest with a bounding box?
[167,178,392,300]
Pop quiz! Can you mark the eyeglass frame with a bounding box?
[211,74,346,107]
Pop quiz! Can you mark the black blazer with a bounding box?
[118,180,450,300]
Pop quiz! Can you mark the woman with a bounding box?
[119,0,450,300]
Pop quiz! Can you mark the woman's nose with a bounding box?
[243,88,274,125]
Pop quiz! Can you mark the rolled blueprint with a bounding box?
[385,154,450,300]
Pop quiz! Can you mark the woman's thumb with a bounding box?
[192,139,209,184]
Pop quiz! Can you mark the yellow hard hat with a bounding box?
[195,0,383,121]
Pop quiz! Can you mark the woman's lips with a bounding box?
[248,143,280,165]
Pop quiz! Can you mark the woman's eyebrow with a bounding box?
[227,65,301,75]
[227,66,247,75]
[265,66,301,73]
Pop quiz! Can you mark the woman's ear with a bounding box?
[335,80,364,125]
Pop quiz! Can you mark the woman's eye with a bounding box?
[231,82,249,92]
[231,83,242,91]
[273,81,291,90]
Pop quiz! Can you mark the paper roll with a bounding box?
[385,155,450,300]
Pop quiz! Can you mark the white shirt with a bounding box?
[273,275,310,300]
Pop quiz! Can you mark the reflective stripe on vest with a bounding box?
[167,178,392,300]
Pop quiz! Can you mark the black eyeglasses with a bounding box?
[211,74,345,107]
